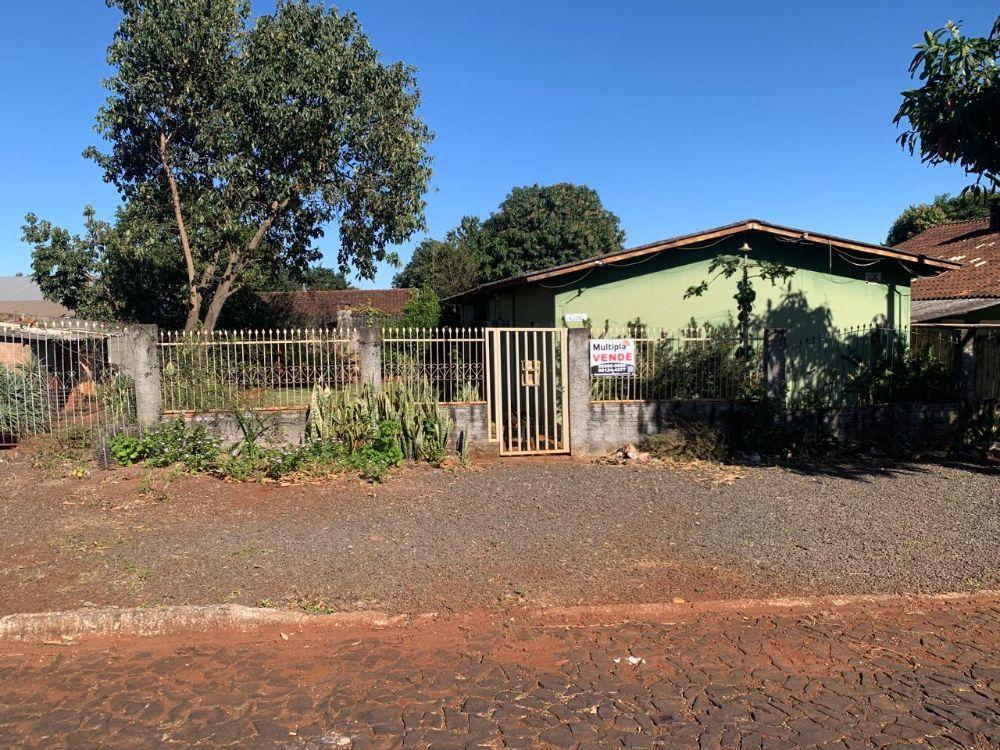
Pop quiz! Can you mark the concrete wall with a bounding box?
[584,400,751,454]
[444,402,490,446]
[786,403,961,448]
[578,400,962,455]
[177,409,309,448]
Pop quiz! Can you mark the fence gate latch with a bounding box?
[521,359,541,387]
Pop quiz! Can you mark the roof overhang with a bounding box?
[447,219,961,301]
[911,297,1000,323]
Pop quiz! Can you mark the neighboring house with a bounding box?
[259,289,414,326]
[0,276,71,318]
[449,219,956,339]
[894,203,1000,323]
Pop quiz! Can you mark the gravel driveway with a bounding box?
[0,454,997,615]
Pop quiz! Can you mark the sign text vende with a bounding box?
[590,339,635,376]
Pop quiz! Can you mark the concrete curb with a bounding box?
[530,589,1000,626]
[1,590,997,643]
[0,604,408,643]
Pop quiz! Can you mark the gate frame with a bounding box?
[485,327,571,456]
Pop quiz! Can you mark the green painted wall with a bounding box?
[465,233,914,340]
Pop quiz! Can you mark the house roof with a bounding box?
[895,218,1000,300]
[447,218,959,300]
[0,276,72,317]
[260,289,414,322]
[911,297,1000,322]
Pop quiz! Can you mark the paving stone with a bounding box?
[1,597,998,749]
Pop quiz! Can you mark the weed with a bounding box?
[289,594,339,614]
[120,559,151,583]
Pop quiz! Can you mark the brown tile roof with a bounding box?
[260,289,414,324]
[896,218,1000,300]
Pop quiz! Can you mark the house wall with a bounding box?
[483,286,556,327]
[467,234,913,339]
[553,234,910,339]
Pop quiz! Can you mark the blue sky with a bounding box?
[0,1,994,289]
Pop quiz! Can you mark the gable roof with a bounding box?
[895,218,1000,300]
[447,218,959,300]
[260,289,414,323]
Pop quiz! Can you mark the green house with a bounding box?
[450,219,957,339]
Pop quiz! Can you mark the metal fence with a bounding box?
[589,325,764,401]
[785,325,959,409]
[0,316,137,448]
[158,328,358,413]
[381,327,486,403]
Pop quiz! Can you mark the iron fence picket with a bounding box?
[157,328,358,413]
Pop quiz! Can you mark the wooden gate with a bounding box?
[486,328,570,456]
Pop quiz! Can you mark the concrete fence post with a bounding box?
[109,324,162,428]
[763,328,787,405]
[336,309,354,332]
[356,324,382,387]
[952,327,978,412]
[567,327,591,454]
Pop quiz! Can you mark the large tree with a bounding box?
[886,192,993,245]
[477,183,625,283]
[392,216,483,298]
[28,0,431,330]
[895,15,1000,191]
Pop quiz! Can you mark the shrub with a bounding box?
[0,360,50,440]
[342,420,405,481]
[847,340,954,405]
[116,419,220,471]
[107,433,144,466]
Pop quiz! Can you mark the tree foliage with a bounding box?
[392,217,483,298]
[895,15,1000,190]
[24,204,189,327]
[478,183,625,283]
[885,192,993,245]
[398,287,441,328]
[28,0,431,330]
[393,183,624,298]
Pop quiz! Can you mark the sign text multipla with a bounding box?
[590,339,635,376]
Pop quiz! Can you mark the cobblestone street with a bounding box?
[1,594,998,748]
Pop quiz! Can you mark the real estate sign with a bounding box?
[590,339,635,376]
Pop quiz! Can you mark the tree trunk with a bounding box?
[202,276,236,332]
[159,132,202,331]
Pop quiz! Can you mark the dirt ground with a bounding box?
[0,447,998,617]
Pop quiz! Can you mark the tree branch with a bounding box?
[158,131,201,330]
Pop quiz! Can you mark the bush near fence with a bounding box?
[785,326,957,409]
[590,323,764,402]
